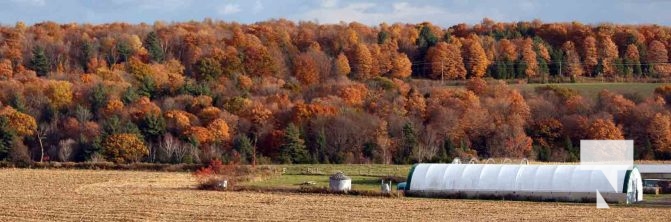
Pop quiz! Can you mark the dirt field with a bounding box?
[0,169,669,221]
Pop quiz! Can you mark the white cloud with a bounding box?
[321,0,338,8]
[253,0,264,14]
[518,0,536,13]
[11,0,45,7]
[141,0,193,11]
[296,1,484,25]
[218,4,241,15]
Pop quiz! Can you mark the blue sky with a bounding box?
[0,0,668,26]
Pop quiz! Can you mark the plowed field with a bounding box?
[0,169,668,221]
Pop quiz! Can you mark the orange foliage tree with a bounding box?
[599,36,619,77]
[293,52,319,85]
[520,38,538,77]
[389,53,412,79]
[585,119,624,140]
[648,113,671,157]
[427,42,466,80]
[0,106,36,137]
[562,41,584,77]
[348,43,373,80]
[462,34,490,77]
[648,40,671,77]
[583,36,598,75]
[334,53,351,77]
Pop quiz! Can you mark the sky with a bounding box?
[0,0,669,27]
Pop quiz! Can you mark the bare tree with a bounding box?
[36,123,54,162]
[412,129,440,162]
[157,133,183,163]
[172,141,193,163]
[58,139,76,162]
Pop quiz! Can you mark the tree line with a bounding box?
[1,18,671,165]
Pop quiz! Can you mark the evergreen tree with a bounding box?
[505,59,515,79]
[80,41,95,72]
[76,135,102,162]
[139,114,166,142]
[549,48,564,76]
[30,46,49,76]
[9,93,26,113]
[377,31,389,44]
[494,60,506,79]
[137,76,157,99]
[88,84,109,117]
[434,139,450,162]
[515,60,527,78]
[233,134,254,164]
[279,124,310,164]
[564,136,577,162]
[116,40,133,63]
[394,123,417,164]
[316,128,329,164]
[144,31,165,63]
[0,117,14,160]
[416,25,438,52]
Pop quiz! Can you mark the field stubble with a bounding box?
[0,168,669,221]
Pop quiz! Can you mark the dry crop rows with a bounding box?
[0,169,668,221]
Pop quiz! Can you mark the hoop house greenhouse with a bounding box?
[403,163,643,204]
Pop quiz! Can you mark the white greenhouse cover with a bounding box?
[408,164,637,193]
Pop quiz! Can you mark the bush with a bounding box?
[193,159,277,190]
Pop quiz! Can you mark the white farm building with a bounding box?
[402,163,643,204]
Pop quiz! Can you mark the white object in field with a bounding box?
[218,180,228,189]
[451,158,461,164]
[405,163,643,204]
[382,183,391,193]
[381,180,392,193]
[520,158,529,165]
[329,172,352,192]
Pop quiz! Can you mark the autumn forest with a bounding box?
[2,18,671,165]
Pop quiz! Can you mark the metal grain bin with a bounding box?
[329,172,351,192]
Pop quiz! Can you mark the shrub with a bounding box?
[193,159,277,190]
[194,159,238,190]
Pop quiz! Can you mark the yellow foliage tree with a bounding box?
[102,133,148,164]
[46,80,73,109]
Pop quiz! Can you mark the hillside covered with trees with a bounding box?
[2,18,671,165]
